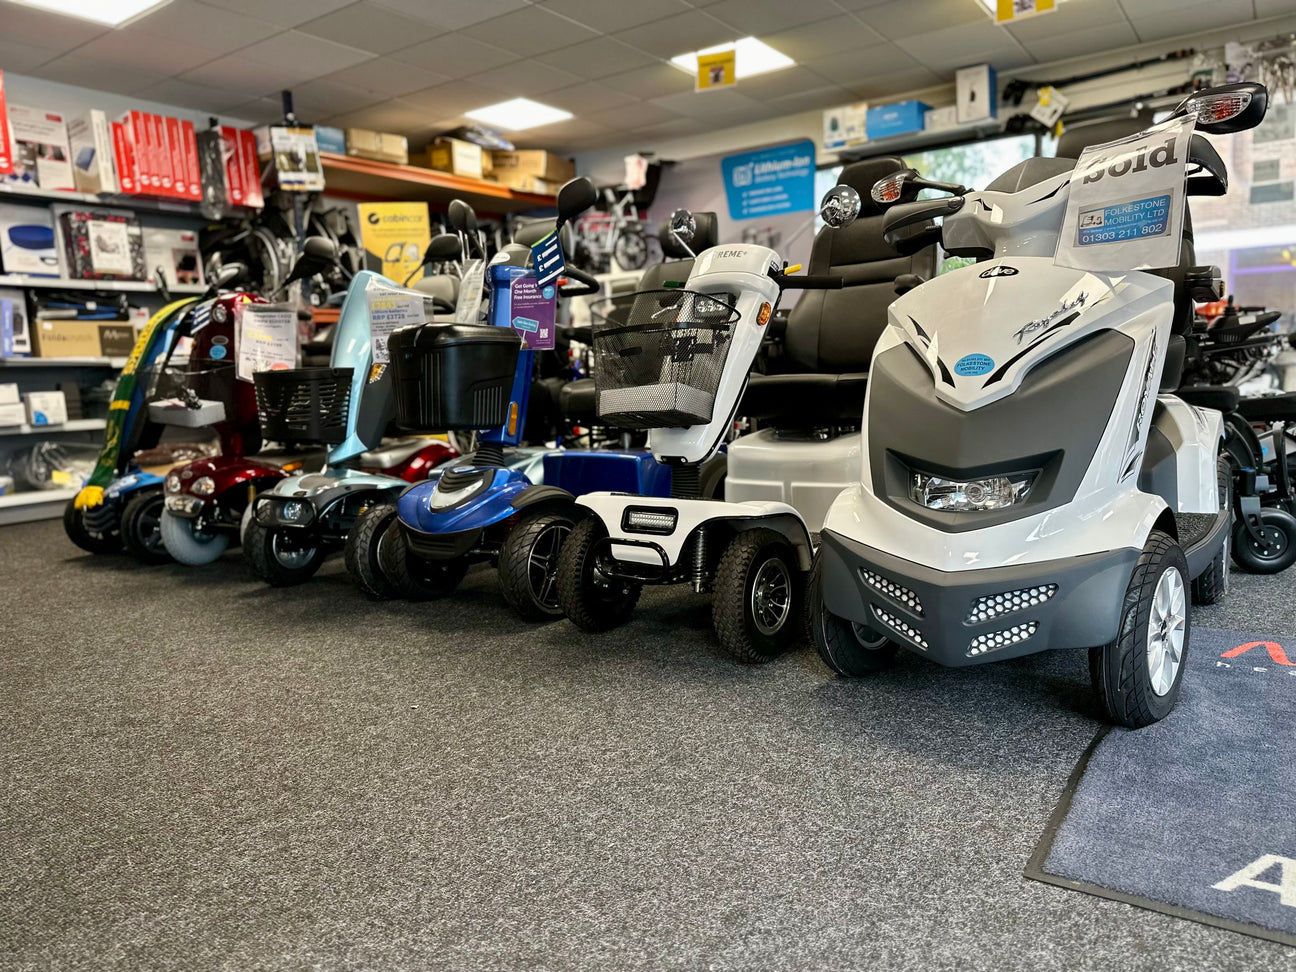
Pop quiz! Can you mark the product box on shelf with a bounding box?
[0,204,61,276]
[96,322,138,357]
[238,129,264,207]
[314,125,346,154]
[143,226,203,287]
[110,120,137,194]
[55,206,146,281]
[865,100,930,140]
[194,127,226,210]
[165,116,188,198]
[924,105,959,133]
[179,120,202,202]
[0,287,30,355]
[255,125,323,192]
[149,113,173,196]
[0,382,16,404]
[487,173,561,194]
[956,64,997,124]
[346,128,408,165]
[23,389,67,425]
[421,137,482,178]
[0,381,21,426]
[486,150,575,185]
[66,109,118,194]
[31,319,134,358]
[0,71,13,176]
[4,105,75,191]
[116,111,153,193]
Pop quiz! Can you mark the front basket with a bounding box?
[388,323,522,432]
[254,367,353,445]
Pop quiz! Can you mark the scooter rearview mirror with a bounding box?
[301,236,339,263]
[556,177,598,227]
[821,185,861,229]
[668,208,696,258]
[423,233,462,264]
[448,199,478,236]
[214,262,244,289]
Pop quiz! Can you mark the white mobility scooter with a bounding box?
[812,83,1267,727]
[557,213,848,661]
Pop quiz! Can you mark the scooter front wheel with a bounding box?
[160,509,230,566]
[498,507,575,621]
[243,519,325,586]
[808,552,896,675]
[1230,508,1296,574]
[1090,529,1190,729]
[122,490,171,565]
[63,497,122,554]
[713,529,804,663]
[555,516,641,632]
[345,504,403,600]
[376,520,468,601]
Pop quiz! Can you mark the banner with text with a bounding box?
[720,140,815,222]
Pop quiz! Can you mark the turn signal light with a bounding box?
[508,402,519,436]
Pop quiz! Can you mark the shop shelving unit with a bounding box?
[318,152,557,213]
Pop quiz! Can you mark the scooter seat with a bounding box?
[1177,384,1240,413]
[1237,393,1296,423]
[359,436,434,469]
[561,378,597,423]
[741,372,869,424]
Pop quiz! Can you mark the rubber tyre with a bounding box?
[712,529,804,664]
[242,518,325,586]
[344,504,403,601]
[160,509,230,566]
[498,507,576,621]
[1089,529,1190,729]
[555,516,641,632]
[808,552,897,675]
[63,497,122,554]
[121,490,171,565]
[613,229,648,271]
[1231,507,1296,574]
[375,520,469,601]
[1191,456,1231,605]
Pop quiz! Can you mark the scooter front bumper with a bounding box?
[819,529,1139,667]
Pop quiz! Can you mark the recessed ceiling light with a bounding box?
[670,37,795,80]
[8,0,173,26]
[464,98,573,132]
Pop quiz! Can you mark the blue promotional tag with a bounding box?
[1076,194,1172,246]
[531,231,565,289]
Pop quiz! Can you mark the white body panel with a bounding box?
[725,429,860,532]
[1156,394,1224,513]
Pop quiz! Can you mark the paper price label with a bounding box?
[235,303,297,382]
[454,259,485,323]
[366,282,425,365]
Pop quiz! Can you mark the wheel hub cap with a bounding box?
[527,522,570,608]
[271,531,317,569]
[1147,567,1186,697]
[750,559,791,636]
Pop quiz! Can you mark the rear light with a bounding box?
[622,508,677,535]
[910,471,1035,511]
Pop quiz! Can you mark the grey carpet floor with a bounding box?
[2,519,1295,972]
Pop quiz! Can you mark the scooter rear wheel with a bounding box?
[807,551,897,675]
[713,529,804,663]
[498,507,575,621]
[1231,507,1296,574]
[243,519,326,586]
[62,497,122,554]
[376,520,469,601]
[556,516,641,632]
[345,504,403,600]
[122,490,171,565]
[160,509,230,566]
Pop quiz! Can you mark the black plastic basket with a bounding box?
[253,367,353,445]
[388,323,522,431]
[589,289,740,428]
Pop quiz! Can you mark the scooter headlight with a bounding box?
[192,476,216,497]
[911,471,1035,511]
[165,474,182,493]
[622,507,677,535]
[281,500,310,522]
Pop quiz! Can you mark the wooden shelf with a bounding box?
[319,152,556,213]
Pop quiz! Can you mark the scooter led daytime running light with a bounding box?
[623,509,677,535]
[1184,91,1251,125]
[192,476,216,497]
[281,500,309,522]
[911,472,1035,511]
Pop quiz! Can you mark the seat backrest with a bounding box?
[784,157,937,373]
[639,211,718,290]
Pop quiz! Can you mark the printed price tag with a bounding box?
[365,279,426,365]
[454,258,485,323]
[235,303,297,382]
[530,231,565,289]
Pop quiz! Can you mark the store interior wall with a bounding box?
[1,72,252,132]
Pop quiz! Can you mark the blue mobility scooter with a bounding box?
[352,178,675,619]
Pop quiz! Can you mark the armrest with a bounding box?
[766,308,789,339]
[1186,265,1223,302]
[894,273,925,296]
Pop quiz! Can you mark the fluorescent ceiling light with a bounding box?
[670,37,795,80]
[8,0,173,26]
[464,98,573,132]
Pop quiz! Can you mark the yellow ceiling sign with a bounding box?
[697,49,736,91]
[996,0,1056,23]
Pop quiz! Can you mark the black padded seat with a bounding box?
[741,373,869,422]
[1237,393,1296,422]
[1177,384,1240,413]
[560,378,597,422]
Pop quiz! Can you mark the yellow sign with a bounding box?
[995,0,1055,23]
[357,202,431,285]
[696,50,736,91]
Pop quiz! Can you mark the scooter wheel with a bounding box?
[498,506,575,621]
[1191,456,1230,605]
[712,529,803,663]
[160,509,230,566]
[345,504,403,600]
[555,516,641,632]
[808,552,896,675]
[1089,529,1189,729]
[243,519,325,587]
[121,489,171,565]
[62,497,122,554]
[1230,507,1296,574]
[376,519,468,601]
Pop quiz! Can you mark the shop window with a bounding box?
[1249,181,1295,205]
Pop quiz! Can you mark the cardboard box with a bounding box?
[111,120,138,194]
[255,125,323,191]
[34,320,101,357]
[0,299,13,357]
[143,226,203,287]
[194,127,225,210]
[0,402,23,426]
[423,137,483,179]
[0,71,15,176]
[179,120,202,202]
[150,113,173,195]
[315,125,346,154]
[237,129,264,207]
[165,116,187,198]
[0,204,61,276]
[924,105,959,133]
[865,100,929,140]
[5,105,74,190]
[487,171,562,195]
[0,382,17,404]
[97,322,138,357]
[956,64,997,124]
[23,389,67,425]
[346,128,408,165]
[66,110,118,194]
[487,150,574,184]
[0,287,29,355]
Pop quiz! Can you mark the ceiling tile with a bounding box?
[196,0,356,28]
[286,78,386,119]
[894,21,1035,74]
[33,56,169,96]
[371,0,530,30]
[129,0,278,53]
[224,97,284,124]
[601,63,696,99]
[613,10,737,58]
[389,33,517,75]
[1126,0,1256,41]
[856,0,990,40]
[458,6,599,57]
[0,4,108,47]
[399,80,507,116]
[582,102,683,130]
[179,54,312,100]
[734,66,830,101]
[236,30,374,76]
[134,78,258,114]
[534,37,656,80]
[763,84,858,117]
[296,2,447,54]
[831,0,898,7]
[847,66,944,101]
[534,0,692,33]
[705,0,842,36]
[544,82,640,114]
[1012,21,1139,63]
[0,37,63,74]
[760,14,887,63]
[806,43,927,86]
[1002,0,1126,40]
[1256,0,1296,16]
[65,29,221,77]
[468,59,583,96]
[649,87,764,119]
[321,58,451,97]
[324,98,437,136]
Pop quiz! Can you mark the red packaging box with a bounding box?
[0,70,13,176]
[179,120,201,202]
[220,126,244,205]
[237,129,263,208]
[110,121,137,194]
[164,116,187,198]
[149,114,172,194]
[119,111,152,191]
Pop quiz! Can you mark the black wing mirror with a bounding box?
[448,199,478,236]
[283,237,339,288]
[556,176,598,227]
[1174,82,1268,135]
[423,233,462,264]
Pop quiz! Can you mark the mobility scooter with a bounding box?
[811,83,1267,728]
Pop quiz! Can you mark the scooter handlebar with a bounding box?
[770,272,843,290]
[882,196,965,245]
[559,264,601,298]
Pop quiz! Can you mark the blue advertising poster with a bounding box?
[721,139,816,221]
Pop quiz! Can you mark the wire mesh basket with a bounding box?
[589,289,740,428]
[253,367,354,445]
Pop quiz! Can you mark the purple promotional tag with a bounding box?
[509,276,557,350]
